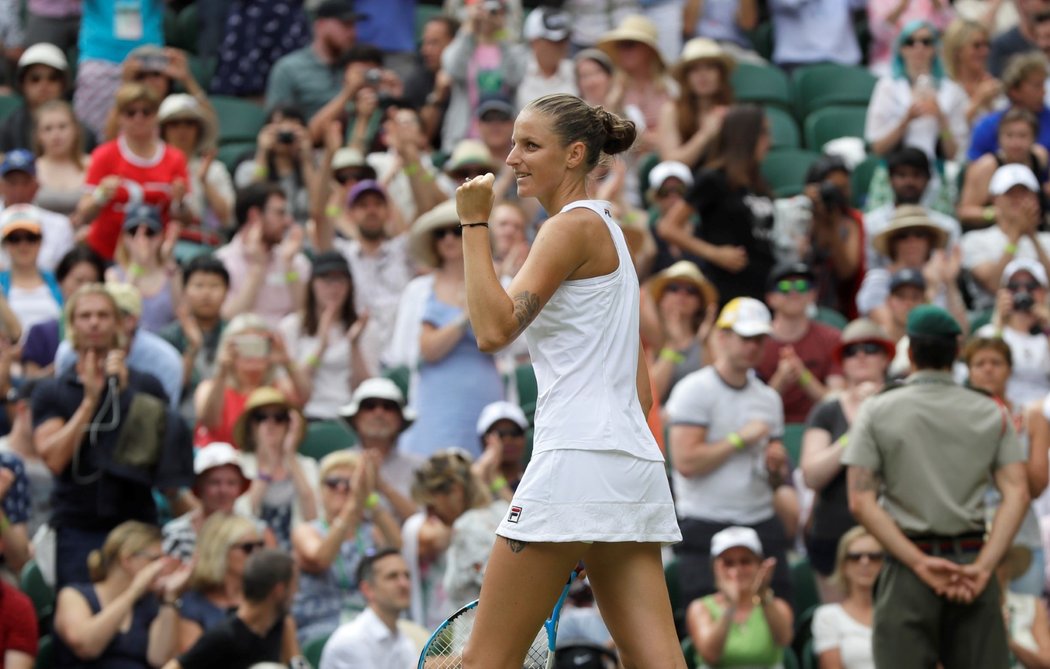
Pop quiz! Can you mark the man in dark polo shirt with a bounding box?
[31,283,173,590]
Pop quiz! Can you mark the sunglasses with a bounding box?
[842,342,885,358]
[232,540,265,555]
[360,398,401,413]
[845,551,885,563]
[1007,281,1041,292]
[251,410,290,424]
[894,229,929,241]
[902,36,935,47]
[164,118,200,129]
[26,72,62,84]
[122,106,156,119]
[775,278,811,294]
[4,232,41,244]
[124,224,158,237]
[664,283,701,297]
[494,427,525,439]
[323,476,352,492]
[433,227,463,240]
[657,185,687,199]
[334,170,369,185]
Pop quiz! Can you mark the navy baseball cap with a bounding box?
[122,203,163,233]
[0,149,35,177]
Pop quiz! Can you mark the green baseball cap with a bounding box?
[906,304,961,338]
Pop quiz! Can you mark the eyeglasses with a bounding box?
[902,36,935,47]
[433,227,463,240]
[25,72,62,84]
[664,283,701,297]
[232,540,265,555]
[124,225,158,237]
[1007,280,1041,292]
[360,398,401,413]
[842,342,885,358]
[334,170,369,185]
[493,427,525,439]
[775,278,811,294]
[4,232,41,244]
[845,551,885,563]
[322,477,352,492]
[122,106,156,119]
[251,410,290,424]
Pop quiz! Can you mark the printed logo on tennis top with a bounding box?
[508,506,522,523]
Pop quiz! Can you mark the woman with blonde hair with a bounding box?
[812,526,884,669]
[53,520,189,668]
[941,18,1002,128]
[176,513,262,652]
[33,99,91,217]
[291,450,401,643]
[193,313,308,447]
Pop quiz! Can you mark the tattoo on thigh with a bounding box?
[512,291,541,334]
[506,538,528,553]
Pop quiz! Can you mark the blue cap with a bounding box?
[122,203,163,233]
[0,149,35,177]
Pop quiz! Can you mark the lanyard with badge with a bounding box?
[115,0,144,41]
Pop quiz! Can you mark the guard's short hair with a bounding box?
[356,547,402,585]
[241,549,295,603]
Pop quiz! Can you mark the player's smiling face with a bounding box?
[507,109,568,198]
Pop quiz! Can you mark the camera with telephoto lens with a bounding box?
[277,130,296,144]
[819,181,848,211]
[1013,291,1035,312]
[364,68,383,86]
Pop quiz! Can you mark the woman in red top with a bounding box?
[73,83,191,261]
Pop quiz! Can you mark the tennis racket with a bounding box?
[418,567,580,669]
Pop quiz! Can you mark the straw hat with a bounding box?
[596,15,666,70]
[158,93,218,151]
[674,38,735,78]
[832,318,896,365]
[409,199,460,269]
[872,205,948,258]
[647,260,719,306]
[444,139,497,175]
[232,386,306,452]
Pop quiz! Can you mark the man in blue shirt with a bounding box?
[969,52,1050,160]
[768,0,866,69]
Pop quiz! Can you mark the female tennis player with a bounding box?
[455,93,685,669]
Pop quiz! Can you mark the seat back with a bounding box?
[300,420,358,461]
[803,105,868,151]
[731,62,793,110]
[760,149,822,198]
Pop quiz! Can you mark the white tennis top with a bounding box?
[524,199,663,462]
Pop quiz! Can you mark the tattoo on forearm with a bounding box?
[849,467,880,493]
[512,291,540,334]
[506,538,528,553]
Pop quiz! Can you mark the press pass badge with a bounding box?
[115,0,144,41]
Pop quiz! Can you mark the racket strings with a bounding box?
[420,612,551,669]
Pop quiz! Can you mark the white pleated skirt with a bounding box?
[495,448,683,543]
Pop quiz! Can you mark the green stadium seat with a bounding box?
[0,94,23,123]
[744,21,775,62]
[216,141,256,174]
[637,152,662,200]
[303,634,330,669]
[792,64,876,120]
[682,637,698,669]
[516,363,537,424]
[35,635,53,669]
[20,560,54,630]
[850,154,882,209]
[761,149,822,198]
[792,604,819,667]
[784,646,801,669]
[300,420,358,461]
[665,557,685,630]
[164,4,199,53]
[803,106,867,152]
[814,306,848,330]
[802,638,818,669]
[187,55,216,92]
[789,557,821,618]
[382,365,411,403]
[767,106,801,150]
[781,423,806,467]
[731,62,793,110]
[415,3,444,45]
[173,241,216,266]
[211,95,267,144]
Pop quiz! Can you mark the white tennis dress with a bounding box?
[495,200,682,543]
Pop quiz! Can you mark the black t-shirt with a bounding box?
[31,366,168,530]
[178,615,283,669]
[804,398,853,541]
[686,168,775,305]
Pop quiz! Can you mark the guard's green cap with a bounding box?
[906,304,962,338]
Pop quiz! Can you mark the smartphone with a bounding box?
[235,333,270,359]
[138,53,170,73]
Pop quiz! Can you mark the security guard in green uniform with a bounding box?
[843,305,1029,669]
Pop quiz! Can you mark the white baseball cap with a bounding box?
[194,442,248,479]
[710,526,764,557]
[523,7,571,42]
[716,297,772,337]
[1003,257,1049,288]
[989,163,1040,196]
[18,43,68,73]
[648,160,693,191]
[475,401,529,436]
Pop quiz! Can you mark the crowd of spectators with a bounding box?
[4,0,1050,668]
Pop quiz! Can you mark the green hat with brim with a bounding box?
[906,304,961,339]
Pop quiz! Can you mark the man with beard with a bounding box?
[338,378,421,522]
[216,183,310,329]
[862,148,962,271]
[265,0,361,120]
[166,549,305,669]
[319,180,414,374]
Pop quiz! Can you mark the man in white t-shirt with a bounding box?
[515,8,577,112]
[666,297,793,605]
[962,163,1050,310]
[319,549,416,669]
